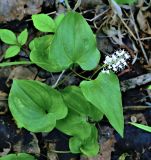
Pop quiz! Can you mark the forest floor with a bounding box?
[0,0,151,160]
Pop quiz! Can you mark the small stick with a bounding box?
[130,9,149,64]
[52,70,65,88]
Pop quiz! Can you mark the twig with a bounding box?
[139,37,151,41]
[26,11,56,22]
[118,16,137,41]
[130,9,149,64]
[120,73,151,92]
[50,150,71,154]
[124,106,151,110]
[85,8,109,22]
[52,70,65,88]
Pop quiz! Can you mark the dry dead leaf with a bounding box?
[6,66,43,86]
[13,132,40,155]
[0,143,11,156]
[46,142,58,160]
[137,9,151,35]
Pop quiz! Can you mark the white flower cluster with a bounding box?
[102,49,130,74]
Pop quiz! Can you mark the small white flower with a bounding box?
[118,65,123,69]
[120,58,125,63]
[102,69,110,74]
[102,49,130,73]
[112,55,117,61]
[113,67,117,72]
[123,61,127,66]
[125,53,130,59]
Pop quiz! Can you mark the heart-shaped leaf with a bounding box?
[61,86,103,121]
[54,13,65,27]
[0,153,36,160]
[56,109,91,139]
[80,72,124,137]
[29,35,58,70]
[9,80,67,132]
[30,11,100,72]
[69,125,99,156]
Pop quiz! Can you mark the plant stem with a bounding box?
[73,0,81,11]
[90,64,106,78]
[71,69,91,81]
[65,0,71,10]
[0,61,33,67]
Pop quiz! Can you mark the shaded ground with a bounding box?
[0,0,151,160]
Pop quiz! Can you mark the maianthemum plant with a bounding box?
[0,0,139,158]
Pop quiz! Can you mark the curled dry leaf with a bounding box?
[137,9,151,35]
[13,132,40,155]
[6,66,42,86]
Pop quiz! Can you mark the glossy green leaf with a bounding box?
[0,153,36,160]
[29,35,58,69]
[0,29,17,44]
[29,35,53,51]
[56,109,91,139]
[61,86,103,121]
[115,0,137,4]
[69,125,99,156]
[30,11,100,72]
[9,80,67,132]
[18,29,28,45]
[4,45,20,59]
[130,123,151,133]
[32,14,56,32]
[54,13,65,27]
[80,72,124,137]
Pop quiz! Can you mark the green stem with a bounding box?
[65,0,71,10]
[71,69,91,81]
[0,61,33,67]
[90,64,107,78]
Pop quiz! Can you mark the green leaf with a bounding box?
[148,85,151,90]
[0,153,36,160]
[115,0,137,4]
[118,153,129,160]
[56,109,91,139]
[32,14,56,32]
[54,13,65,27]
[80,126,99,156]
[8,80,67,132]
[61,86,103,121]
[18,29,28,45]
[129,123,151,133]
[29,35,53,51]
[69,125,99,156]
[30,11,100,72]
[0,29,17,44]
[80,72,124,137]
[4,45,20,59]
